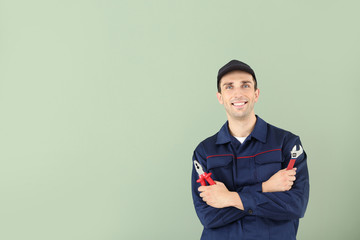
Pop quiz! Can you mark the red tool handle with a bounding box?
[197,172,215,186]
[204,172,215,185]
[286,158,296,170]
[196,176,206,186]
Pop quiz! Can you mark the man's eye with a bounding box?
[243,84,250,88]
[225,86,233,89]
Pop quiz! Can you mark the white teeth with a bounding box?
[233,102,245,106]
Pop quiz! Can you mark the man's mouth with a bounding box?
[231,101,248,108]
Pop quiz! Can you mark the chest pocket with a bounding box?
[255,150,283,182]
[207,156,234,190]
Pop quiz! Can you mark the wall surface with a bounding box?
[1,1,359,239]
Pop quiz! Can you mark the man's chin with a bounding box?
[228,113,250,120]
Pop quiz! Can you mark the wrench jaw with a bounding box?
[291,145,303,158]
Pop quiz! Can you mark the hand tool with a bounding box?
[194,160,216,186]
[286,145,303,170]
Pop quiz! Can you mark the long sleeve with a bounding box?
[238,136,310,221]
[191,147,247,229]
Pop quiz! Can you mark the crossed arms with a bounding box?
[198,168,297,209]
[191,138,310,229]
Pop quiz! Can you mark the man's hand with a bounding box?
[262,168,297,192]
[198,181,244,209]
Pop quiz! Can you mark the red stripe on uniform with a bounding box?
[206,154,234,159]
[236,149,281,159]
[206,149,281,159]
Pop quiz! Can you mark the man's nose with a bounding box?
[233,86,243,97]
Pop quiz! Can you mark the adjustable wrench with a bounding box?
[286,145,303,170]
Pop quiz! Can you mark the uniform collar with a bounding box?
[216,115,268,144]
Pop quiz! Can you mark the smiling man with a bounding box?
[191,60,309,240]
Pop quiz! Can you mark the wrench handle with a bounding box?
[286,158,296,170]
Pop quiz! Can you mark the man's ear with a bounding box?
[216,92,223,104]
[254,88,260,103]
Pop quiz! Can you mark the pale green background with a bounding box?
[0,1,359,239]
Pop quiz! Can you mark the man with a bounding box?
[191,60,309,240]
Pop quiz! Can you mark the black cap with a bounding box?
[217,60,256,89]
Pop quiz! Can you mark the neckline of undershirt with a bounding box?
[234,136,247,144]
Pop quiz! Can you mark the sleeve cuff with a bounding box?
[238,192,257,215]
[237,183,262,215]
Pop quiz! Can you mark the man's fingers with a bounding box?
[214,181,223,186]
[198,183,218,192]
[284,168,297,174]
[198,186,207,192]
[287,169,297,176]
[199,191,208,202]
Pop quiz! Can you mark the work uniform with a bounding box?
[191,116,309,240]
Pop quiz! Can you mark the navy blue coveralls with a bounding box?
[192,116,309,240]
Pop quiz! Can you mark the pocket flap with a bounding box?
[207,155,233,169]
[254,150,282,164]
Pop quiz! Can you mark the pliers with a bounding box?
[194,160,215,186]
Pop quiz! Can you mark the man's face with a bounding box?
[216,71,259,121]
